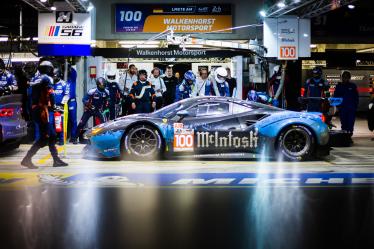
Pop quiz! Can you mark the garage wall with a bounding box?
[91,0,265,41]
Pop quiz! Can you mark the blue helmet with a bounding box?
[184,70,196,82]
[312,67,322,76]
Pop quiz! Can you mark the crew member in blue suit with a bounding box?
[334,71,359,137]
[65,66,78,143]
[0,58,18,96]
[105,69,122,120]
[129,70,156,113]
[71,77,109,144]
[52,67,69,145]
[212,67,230,97]
[302,67,330,112]
[175,70,196,101]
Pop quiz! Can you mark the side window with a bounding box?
[232,103,253,114]
[188,102,230,117]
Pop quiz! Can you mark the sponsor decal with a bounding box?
[0,173,374,188]
[196,129,259,149]
[173,123,194,152]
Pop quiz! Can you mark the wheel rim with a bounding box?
[128,127,158,157]
[282,128,311,157]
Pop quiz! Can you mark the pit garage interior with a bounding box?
[0,0,374,249]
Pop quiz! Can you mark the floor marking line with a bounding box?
[37,147,64,164]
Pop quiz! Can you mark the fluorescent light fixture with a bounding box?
[121,44,159,48]
[118,40,160,45]
[0,37,8,42]
[259,10,266,17]
[277,2,286,8]
[51,6,56,11]
[87,4,94,12]
[310,44,317,48]
[348,4,355,9]
[5,58,39,62]
[32,37,38,41]
[40,0,47,2]
[303,33,309,37]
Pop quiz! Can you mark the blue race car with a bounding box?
[0,94,27,151]
[84,97,330,161]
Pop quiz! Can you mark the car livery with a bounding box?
[84,97,330,161]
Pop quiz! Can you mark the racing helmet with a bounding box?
[214,67,228,83]
[23,62,37,79]
[184,70,196,84]
[96,77,106,90]
[312,67,322,78]
[138,69,148,80]
[106,69,117,83]
[38,60,54,76]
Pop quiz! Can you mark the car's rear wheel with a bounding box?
[123,125,163,160]
[277,125,315,161]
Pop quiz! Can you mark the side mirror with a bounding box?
[176,110,189,118]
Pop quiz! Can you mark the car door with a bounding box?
[175,101,243,154]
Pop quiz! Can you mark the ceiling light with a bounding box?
[303,33,309,37]
[277,2,286,8]
[259,10,266,17]
[310,44,317,48]
[51,6,56,11]
[40,0,47,3]
[348,4,355,9]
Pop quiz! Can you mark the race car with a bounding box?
[84,96,330,161]
[0,94,27,151]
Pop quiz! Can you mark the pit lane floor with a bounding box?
[0,136,373,249]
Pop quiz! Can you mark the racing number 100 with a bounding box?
[280,46,296,59]
[120,11,142,22]
[174,134,194,151]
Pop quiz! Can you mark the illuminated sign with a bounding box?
[115,4,232,33]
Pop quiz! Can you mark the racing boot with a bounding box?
[53,157,68,167]
[70,138,78,144]
[21,155,38,169]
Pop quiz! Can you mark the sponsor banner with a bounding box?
[264,16,311,60]
[92,48,249,58]
[1,172,374,188]
[38,44,91,56]
[115,4,232,33]
[38,11,91,48]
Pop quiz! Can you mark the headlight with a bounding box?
[91,127,104,136]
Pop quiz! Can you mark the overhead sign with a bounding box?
[92,48,250,58]
[264,16,311,60]
[38,12,91,56]
[115,4,232,33]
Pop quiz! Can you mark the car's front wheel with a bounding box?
[123,124,163,160]
[277,125,315,161]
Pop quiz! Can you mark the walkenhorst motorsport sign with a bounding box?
[92,48,250,58]
[38,11,91,56]
[115,4,232,33]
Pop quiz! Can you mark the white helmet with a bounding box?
[106,69,117,83]
[214,67,228,83]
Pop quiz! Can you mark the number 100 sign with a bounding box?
[279,46,297,59]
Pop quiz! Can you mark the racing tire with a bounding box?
[277,125,315,161]
[122,124,163,160]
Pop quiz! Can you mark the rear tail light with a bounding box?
[320,114,326,123]
[0,108,14,117]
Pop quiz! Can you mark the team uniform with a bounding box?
[106,81,122,120]
[302,77,330,112]
[129,80,156,113]
[175,80,194,101]
[334,81,359,134]
[192,77,213,97]
[162,75,178,106]
[67,67,78,141]
[119,72,138,116]
[73,86,109,142]
[0,70,18,96]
